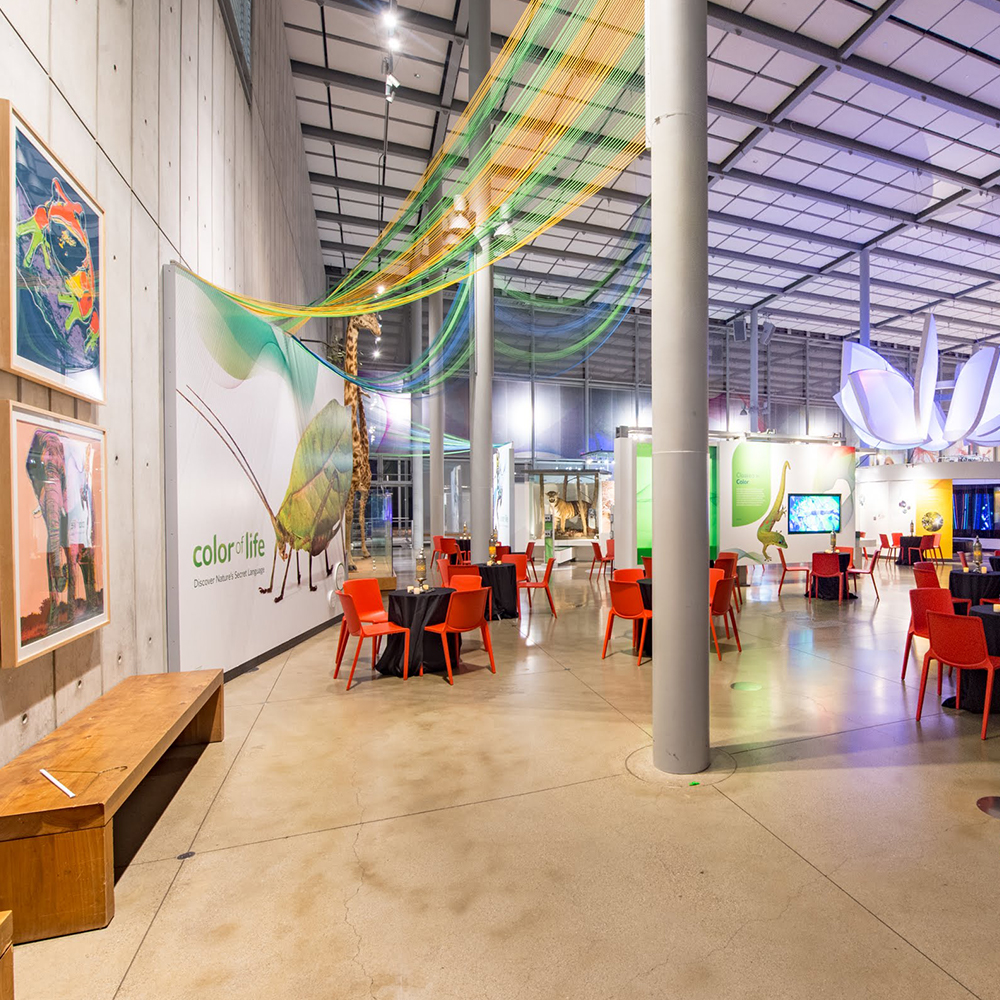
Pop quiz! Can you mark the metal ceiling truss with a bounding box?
[299,0,1000,355]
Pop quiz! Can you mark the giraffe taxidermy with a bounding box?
[343,313,381,570]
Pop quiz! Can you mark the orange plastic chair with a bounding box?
[714,552,742,609]
[335,591,411,689]
[437,557,452,586]
[709,576,740,660]
[777,548,810,596]
[847,547,881,599]
[602,580,652,666]
[525,540,538,580]
[901,587,955,680]
[523,557,558,617]
[709,567,724,600]
[606,539,616,573]
[442,537,471,565]
[450,570,492,618]
[501,553,529,616]
[879,533,891,555]
[834,546,854,570]
[336,578,389,666]
[425,588,495,684]
[613,568,645,583]
[931,532,944,562]
[589,541,613,580]
[891,532,902,558]
[642,556,652,579]
[918,611,998,739]
[809,552,843,602]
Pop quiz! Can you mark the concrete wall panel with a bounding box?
[0,0,324,764]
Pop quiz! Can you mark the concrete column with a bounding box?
[410,298,425,554]
[468,0,493,563]
[749,306,759,433]
[859,248,871,348]
[429,290,445,538]
[648,0,710,775]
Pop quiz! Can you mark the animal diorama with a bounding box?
[178,386,353,602]
[757,460,790,561]
[546,490,594,537]
[342,313,381,570]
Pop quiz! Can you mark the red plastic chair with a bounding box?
[335,591,411,689]
[909,535,936,565]
[495,544,510,560]
[336,578,389,667]
[437,557,452,587]
[501,553,529,616]
[879,533,891,557]
[914,562,970,614]
[847,547,881,599]
[834,546,854,570]
[589,541,613,580]
[777,548,810,596]
[891,532,902,559]
[918,611,998,739]
[523,557,558,617]
[901,587,955,681]
[709,576,740,660]
[809,552,843,602]
[425,588,495,684]
[525,540,538,581]
[613,568,645,583]
[931,532,944,562]
[642,556,652,579]
[450,569,492,618]
[602,580,652,667]
[714,552,742,609]
[959,550,969,569]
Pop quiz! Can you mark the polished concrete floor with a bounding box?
[17,559,1000,999]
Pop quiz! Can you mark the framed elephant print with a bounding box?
[0,100,106,403]
[0,401,109,668]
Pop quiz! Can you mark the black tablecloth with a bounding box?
[951,606,1000,714]
[637,578,653,654]
[989,555,1000,573]
[949,569,1000,605]
[896,536,921,566]
[473,562,519,620]
[807,551,855,600]
[375,588,460,677]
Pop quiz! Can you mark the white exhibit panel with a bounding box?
[717,440,856,567]
[493,443,514,547]
[612,434,638,569]
[163,265,351,673]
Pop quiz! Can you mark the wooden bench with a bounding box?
[0,911,11,999]
[0,670,223,943]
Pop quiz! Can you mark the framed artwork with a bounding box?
[0,100,105,403]
[0,401,109,668]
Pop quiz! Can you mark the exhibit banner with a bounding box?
[163,265,353,673]
[718,441,856,567]
[915,479,953,558]
[493,443,514,547]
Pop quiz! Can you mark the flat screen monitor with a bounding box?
[787,493,841,534]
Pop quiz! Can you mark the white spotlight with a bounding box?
[387,36,400,52]
[382,10,398,29]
